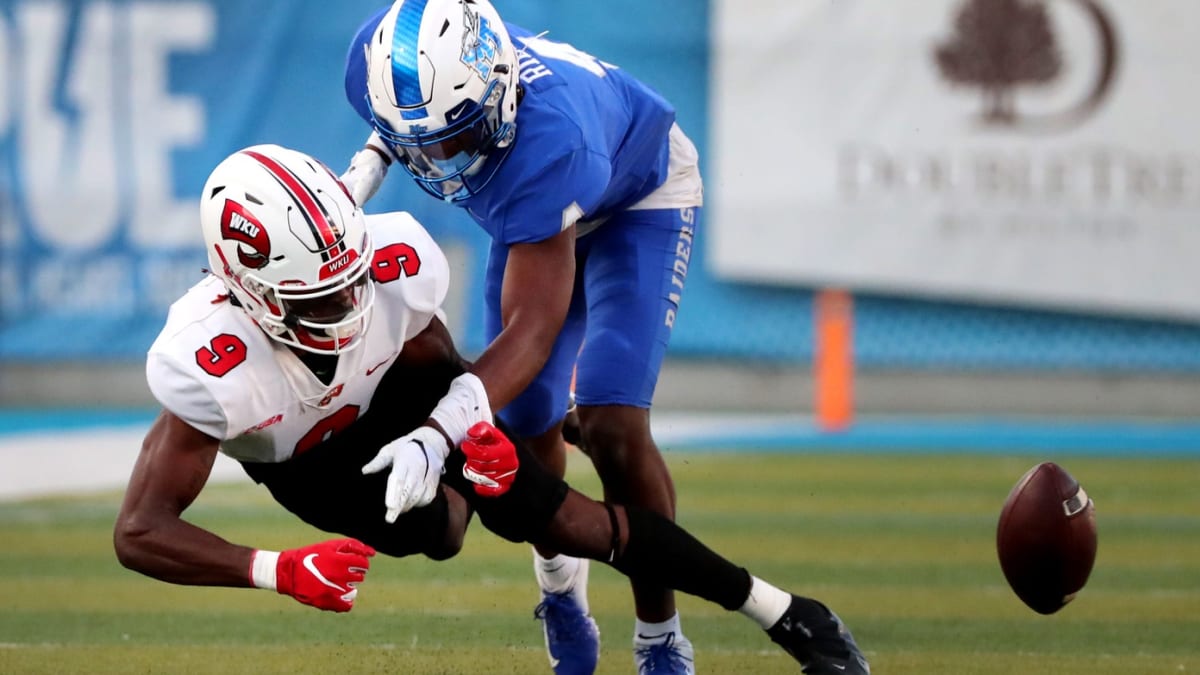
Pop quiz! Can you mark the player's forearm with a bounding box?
[470,311,561,411]
[113,513,255,587]
[472,228,576,411]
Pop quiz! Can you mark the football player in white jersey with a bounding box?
[113,144,869,675]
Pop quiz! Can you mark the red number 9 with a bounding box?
[196,334,248,377]
[372,243,421,283]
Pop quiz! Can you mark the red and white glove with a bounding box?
[250,538,376,612]
[461,422,519,497]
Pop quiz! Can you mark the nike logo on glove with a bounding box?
[462,465,501,488]
[302,553,346,592]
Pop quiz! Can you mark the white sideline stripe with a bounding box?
[0,643,65,648]
[0,413,780,502]
[0,425,251,501]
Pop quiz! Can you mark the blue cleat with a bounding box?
[634,631,695,675]
[534,591,601,675]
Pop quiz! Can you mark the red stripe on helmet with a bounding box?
[242,150,339,249]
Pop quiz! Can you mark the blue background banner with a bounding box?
[2,0,1199,369]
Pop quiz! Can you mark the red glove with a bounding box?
[266,538,376,612]
[461,421,519,497]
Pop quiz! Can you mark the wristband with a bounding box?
[249,549,280,591]
[364,132,394,165]
[429,372,493,447]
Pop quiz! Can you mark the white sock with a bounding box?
[534,550,590,613]
[634,612,684,644]
[738,576,793,629]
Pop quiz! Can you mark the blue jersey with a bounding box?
[345,14,676,245]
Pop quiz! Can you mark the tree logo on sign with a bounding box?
[933,0,1119,131]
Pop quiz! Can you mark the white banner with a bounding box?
[711,0,1200,319]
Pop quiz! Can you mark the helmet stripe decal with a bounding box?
[390,0,429,108]
[241,150,340,254]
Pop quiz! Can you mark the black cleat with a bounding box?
[766,595,870,674]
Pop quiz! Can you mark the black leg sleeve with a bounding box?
[608,505,754,612]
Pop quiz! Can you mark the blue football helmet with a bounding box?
[363,0,519,202]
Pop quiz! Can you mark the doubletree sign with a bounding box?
[933,0,1119,131]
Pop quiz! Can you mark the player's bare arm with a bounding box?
[116,410,376,613]
[471,226,576,411]
[113,410,254,587]
[391,314,469,376]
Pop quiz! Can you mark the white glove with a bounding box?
[429,372,494,447]
[360,426,449,522]
[339,143,390,207]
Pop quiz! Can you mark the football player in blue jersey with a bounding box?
[338,2,859,673]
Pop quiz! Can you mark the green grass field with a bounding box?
[1,450,1197,674]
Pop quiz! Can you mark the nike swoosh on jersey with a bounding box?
[302,553,346,591]
[366,357,392,376]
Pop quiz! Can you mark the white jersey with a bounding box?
[146,212,450,464]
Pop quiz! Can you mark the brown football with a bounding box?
[996,461,1098,614]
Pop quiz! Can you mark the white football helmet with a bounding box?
[364,0,519,201]
[200,144,376,355]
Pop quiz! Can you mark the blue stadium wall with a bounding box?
[3,0,1200,372]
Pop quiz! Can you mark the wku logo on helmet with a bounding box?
[319,248,360,280]
[220,199,271,269]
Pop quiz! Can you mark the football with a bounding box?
[996,461,1098,614]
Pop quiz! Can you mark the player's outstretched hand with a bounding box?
[461,422,519,497]
[361,426,450,522]
[275,538,376,612]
